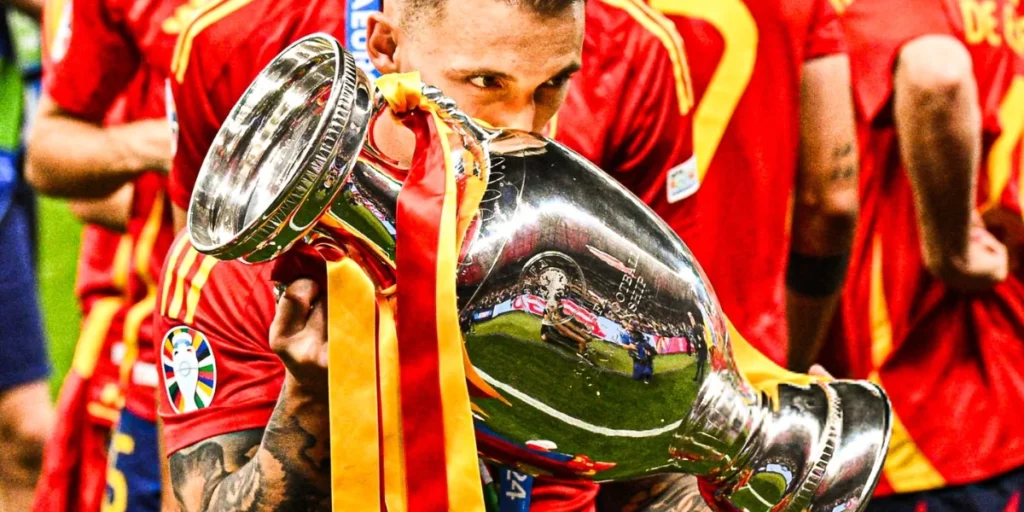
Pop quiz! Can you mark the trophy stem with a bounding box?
[672,372,845,512]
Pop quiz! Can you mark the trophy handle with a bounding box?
[316,77,496,271]
[364,81,494,182]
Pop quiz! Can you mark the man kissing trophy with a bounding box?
[188,34,892,512]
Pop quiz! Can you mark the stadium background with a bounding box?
[37,198,80,396]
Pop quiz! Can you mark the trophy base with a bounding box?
[693,379,891,512]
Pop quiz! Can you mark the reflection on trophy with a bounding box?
[188,34,893,512]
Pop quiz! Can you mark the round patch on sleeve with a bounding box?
[162,326,217,414]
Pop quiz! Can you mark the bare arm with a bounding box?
[168,279,331,512]
[26,94,171,198]
[786,54,859,372]
[169,380,330,511]
[893,35,1006,291]
[67,183,133,231]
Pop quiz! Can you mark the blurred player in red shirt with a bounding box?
[648,0,860,370]
[31,24,152,507]
[159,0,701,508]
[24,0,202,506]
[821,0,1024,510]
[29,66,136,512]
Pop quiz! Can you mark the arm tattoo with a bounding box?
[829,143,856,182]
[169,387,331,511]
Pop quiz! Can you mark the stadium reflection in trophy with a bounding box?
[188,33,893,512]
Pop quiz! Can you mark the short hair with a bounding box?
[400,0,584,27]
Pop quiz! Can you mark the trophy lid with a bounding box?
[188,33,374,262]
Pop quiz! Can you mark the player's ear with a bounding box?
[367,12,400,75]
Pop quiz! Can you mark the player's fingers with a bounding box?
[272,279,320,338]
[808,364,833,379]
[305,293,327,342]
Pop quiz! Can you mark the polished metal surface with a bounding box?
[189,33,892,512]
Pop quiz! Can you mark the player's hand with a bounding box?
[270,278,328,397]
[928,212,1008,292]
[119,118,174,173]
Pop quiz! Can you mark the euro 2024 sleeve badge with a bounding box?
[162,326,217,413]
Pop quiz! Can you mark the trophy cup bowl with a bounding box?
[189,33,892,512]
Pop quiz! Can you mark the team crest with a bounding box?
[162,326,216,413]
[666,155,699,204]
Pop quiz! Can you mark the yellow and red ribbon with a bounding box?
[326,72,486,512]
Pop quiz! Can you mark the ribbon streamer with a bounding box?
[325,72,486,511]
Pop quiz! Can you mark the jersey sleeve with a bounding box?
[41,0,139,122]
[841,0,957,122]
[167,13,277,210]
[154,233,284,456]
[608,19,695,196]
[805,0,847,61]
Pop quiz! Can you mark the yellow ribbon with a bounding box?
[327,257,381,511]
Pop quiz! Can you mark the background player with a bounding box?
[822,0,1024,510]
[0,1,52,510]
[24,0,195,504]
[649,0,860,372]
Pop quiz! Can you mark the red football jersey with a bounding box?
[648,0,846,365]
[166,0,347,211]
[553,0,695,228]
[824,0,1024,495]
[42,0,193,420]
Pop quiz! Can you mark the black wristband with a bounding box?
[786,251,851,297]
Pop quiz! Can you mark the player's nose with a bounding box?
[490,102,538,132]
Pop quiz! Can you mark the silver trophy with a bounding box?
[189,34,892,512]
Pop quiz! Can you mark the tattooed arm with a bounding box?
[169,279,332,511]
[597,475,712,511]
[168,378,330,511]
[786,54,860,372]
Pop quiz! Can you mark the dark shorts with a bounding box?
[869,466,1024,512]
[0,195,49,392]
[105,409,161,512]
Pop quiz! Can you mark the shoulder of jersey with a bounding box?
[158,233,272,325]
[590,0,694,114]
[171,0,261,82]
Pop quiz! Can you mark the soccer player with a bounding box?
[649,0,860,371]
[0,2,52,510]
[30,77,137,512]
[158,0,706,508]
[23,0,204,506]
[824,0,1024,510]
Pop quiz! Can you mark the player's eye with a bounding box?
[543,75,571,88]
[468,75,502,90]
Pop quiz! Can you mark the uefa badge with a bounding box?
[161,326,217,413]
[666,155,699,204]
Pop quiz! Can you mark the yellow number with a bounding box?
[649,0,758,182]
[102,432,136,512]
[985,77,1024,210]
